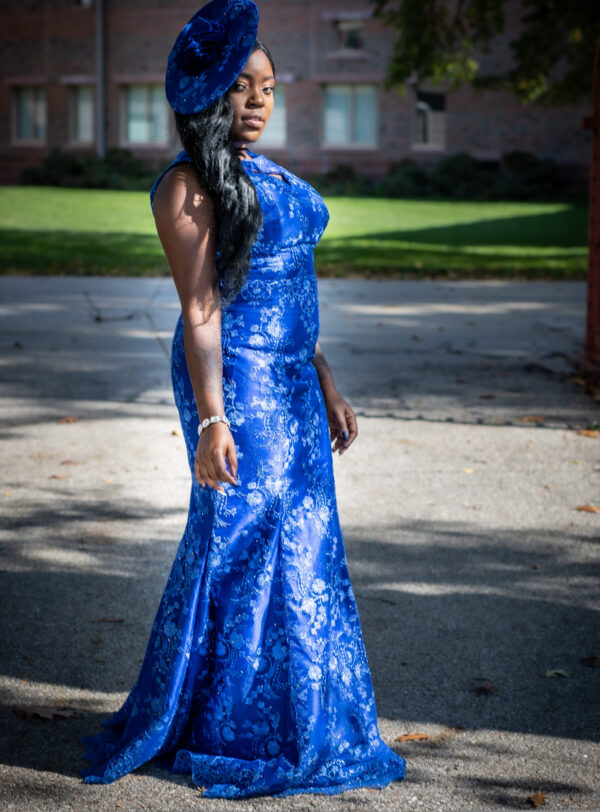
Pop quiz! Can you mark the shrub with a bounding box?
[305,163,373,196]
[372,159,431,198]
[20,147,156,190]
[499,150,563,200]
[430,152,500,199]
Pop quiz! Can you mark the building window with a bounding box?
[11,86,46,143]
[258,85,286,148]
[336,20,364,50]
[121,84,168,145]
[323,84,377,147]
[413,90,446,148]
[68,85,94,143]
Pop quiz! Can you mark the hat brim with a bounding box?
[165,0,259,115]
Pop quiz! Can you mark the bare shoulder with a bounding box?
[153,162,214,229]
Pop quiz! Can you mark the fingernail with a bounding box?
[341,430,349,440]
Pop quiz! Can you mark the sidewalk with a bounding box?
[0,276,598,811]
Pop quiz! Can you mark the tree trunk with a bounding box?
[583,37,600,371]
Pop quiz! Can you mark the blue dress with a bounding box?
[81,148,407,799]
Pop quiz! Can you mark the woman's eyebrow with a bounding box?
[238,71,275,81]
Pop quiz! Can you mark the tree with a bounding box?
[370,0,599,106]
[372,0,600,372]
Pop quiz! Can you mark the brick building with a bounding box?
[0,0,591,184]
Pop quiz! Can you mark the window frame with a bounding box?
[119,83,169,147]
[67,84,95,145]
[411,88,447,151]
[10,84,47,145]
[257,83,287,149]
[336,20,364,51]
[321,82,378,149]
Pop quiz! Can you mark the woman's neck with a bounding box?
[231,139,251,160]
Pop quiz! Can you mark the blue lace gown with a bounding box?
[81,148,407,798]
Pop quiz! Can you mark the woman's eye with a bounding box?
[263,86,274,94]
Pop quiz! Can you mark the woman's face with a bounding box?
[229,48,275,143]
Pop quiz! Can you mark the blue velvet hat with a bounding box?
[165,0,259,115]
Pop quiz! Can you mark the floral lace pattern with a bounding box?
[81,149,407,798]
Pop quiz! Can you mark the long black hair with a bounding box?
[173,41,276,309]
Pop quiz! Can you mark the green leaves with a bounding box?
[371,0,598,105]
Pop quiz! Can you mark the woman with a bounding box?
[81,0,406,798]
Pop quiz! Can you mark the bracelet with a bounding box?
[198,414,230,436]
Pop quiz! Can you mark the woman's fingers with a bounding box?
[331,403,358,455]
[225,439,238,482]
[195,436,239,493]
[211,447,237,488]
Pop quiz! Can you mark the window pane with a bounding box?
[354,84,377,144]
[149,85,168,143]
[127,86,148,142]
[15,86,45,141]
[74,85,93,142]
[259,85,286,147]
[17,88,33,140]
[324,85,351,145]
[413,91,446,146]
[34,88,45,140]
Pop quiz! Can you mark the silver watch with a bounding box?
[198,414,231,436]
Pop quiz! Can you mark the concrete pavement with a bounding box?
[0,276,598,811]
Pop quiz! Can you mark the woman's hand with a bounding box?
[194,422,238,493]
[322,387,358,455]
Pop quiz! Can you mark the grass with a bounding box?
[0,186,589,279]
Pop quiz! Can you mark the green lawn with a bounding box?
[0,186,588,279]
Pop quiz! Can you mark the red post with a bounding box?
[583,38,600,372]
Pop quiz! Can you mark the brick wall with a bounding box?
[0,0,591,186]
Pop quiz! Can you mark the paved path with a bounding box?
[0,277,598,811]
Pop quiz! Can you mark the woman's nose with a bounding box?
[247,91,264,106]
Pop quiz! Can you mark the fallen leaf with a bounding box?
[13,705,78,721]
[478,393,495,399]
[520,415,547,423]
[463,467,475,474]
[575,504,600,514]
[473,678,496,694]
[395,732,429,742]
[172,428,182,436]
[530,563,539,570]
[542,669,570,678]
[576,429,599,438]
[103,478,115,484]
[49,474,68,480]
[581,656,600,668]
[528,788,547,807]
[57,416,79,424]
[60,459,79,465]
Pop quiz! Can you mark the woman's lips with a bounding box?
[241,116,264,129]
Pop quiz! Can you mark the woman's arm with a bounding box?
[312,341,358,455]
[152,163,237,493]
[312,341,337,396]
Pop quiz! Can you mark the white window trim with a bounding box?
[10,84,47,146]
[321,83,378,149]
[410,86,447,151]
[119,83,169,147]
[257,84,287,150]
[67,84,95,145]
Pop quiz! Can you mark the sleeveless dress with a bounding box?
[80,148,407,799]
